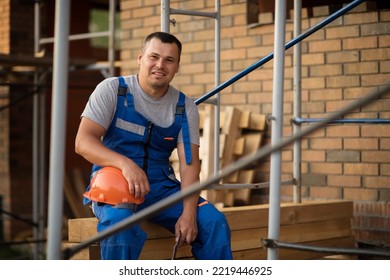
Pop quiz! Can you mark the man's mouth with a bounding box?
[152,71,165,78]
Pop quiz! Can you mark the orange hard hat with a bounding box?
[83,166,144,206]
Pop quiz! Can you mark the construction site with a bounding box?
[0,0,390,260]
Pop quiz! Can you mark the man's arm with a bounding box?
[175,142,201,245]
[75,117,150,198]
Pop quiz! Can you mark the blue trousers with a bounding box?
[92,198,233,260]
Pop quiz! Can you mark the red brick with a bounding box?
[309,88,343,101]
[310,162,343,174]
[344,163,379,176]
[344,188,378,201]
[326,126,360,137]
[328,175,361,187]
[326,25,360,39]
[344,62,379,75]
[310,138,342,150]
[361,48,390,61]
[362,151,390,163]
[343,36,378,50]
[344,138,379,150]
[344,11,378,25]
[364,176,390,189]
[308,39,341,53]
[326,50,359,63]
[301,150,325,162]
[310,186,342,199]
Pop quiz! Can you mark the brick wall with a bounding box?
[0,0,10,54]
[120,0,390,247]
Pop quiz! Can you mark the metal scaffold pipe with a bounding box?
[267,0,287,261]
[46,0,70,260]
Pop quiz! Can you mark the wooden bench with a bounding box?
[65,200,355,260]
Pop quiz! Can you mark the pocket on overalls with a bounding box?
[163,165,180,184]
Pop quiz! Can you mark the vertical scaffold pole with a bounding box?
[33,0,44,260]
[108,0,116,77]
[267,0,287,260]
[214,0,221,175]
[46,0,70,260]
[293,0,302,203]
[161,0,170,32]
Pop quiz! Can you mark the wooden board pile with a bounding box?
[65,200,355,260]
[170,105,267,207]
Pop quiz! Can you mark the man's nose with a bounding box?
[156,58,164,69]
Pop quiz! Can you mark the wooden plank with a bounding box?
[232,236,355,260]
[229,218,351,252]
[68,217,174,243]
[64,242,100,260]
[233,137,245,156]
[67,201,354,260]
[229,133,263,203]
[68,218,99,243]
[68,222,353,260]
[239,112,267,131]
[68,201,353,241]
[199,104,217,202]
[221,106,242,169]
[140,238,193,260]
[219,106,242,204]
[66,239,194,260]
[222,200,354,230]
[67,235,355,260]
[279,218,352,243]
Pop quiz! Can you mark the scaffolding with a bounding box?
[61,0,390,260]
[1,0,389,260]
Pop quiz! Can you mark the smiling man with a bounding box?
[75,32,233,260]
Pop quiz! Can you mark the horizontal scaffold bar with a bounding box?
[210,179,295,190]
[292,117,390,124]
[170,8,218,19]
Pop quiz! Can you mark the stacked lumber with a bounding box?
[170,105,267,207]
[65,200,355,260]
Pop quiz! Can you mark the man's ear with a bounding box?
[137,51,143,65]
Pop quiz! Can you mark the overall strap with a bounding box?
[176,92,192,165]
[117,76,133,107]
[117,76,127,96]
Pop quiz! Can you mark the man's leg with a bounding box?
[191,200,233,260]
[149,199,233,260]
[92,203,147,260]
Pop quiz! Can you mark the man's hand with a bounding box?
[175,210,198,246]
[120,160,150,199]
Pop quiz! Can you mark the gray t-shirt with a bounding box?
[81,75,200,146]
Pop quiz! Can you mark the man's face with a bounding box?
[137,38,180,96]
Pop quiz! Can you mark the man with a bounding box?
[75,32,233,260]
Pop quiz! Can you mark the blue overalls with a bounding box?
[86,76,233,260]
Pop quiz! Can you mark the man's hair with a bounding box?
[143,32,182,62]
